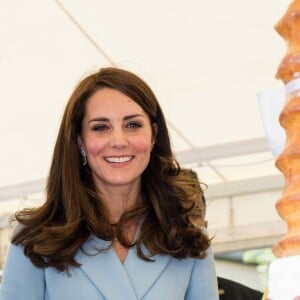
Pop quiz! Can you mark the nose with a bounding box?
[110,128,128,148]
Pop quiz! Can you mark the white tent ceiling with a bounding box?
[0,0,292,252]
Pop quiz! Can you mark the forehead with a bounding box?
[85,88,146,117]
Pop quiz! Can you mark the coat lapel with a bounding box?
[124,245,171,299]
[75,236,138,300]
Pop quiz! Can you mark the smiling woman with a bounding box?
[0,67,218,299]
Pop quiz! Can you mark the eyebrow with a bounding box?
[88,114,145,123]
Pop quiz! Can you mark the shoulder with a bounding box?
[0,243,45,299]
[191,247,216,273]
[185,248,219,299]
[2,242,44,276]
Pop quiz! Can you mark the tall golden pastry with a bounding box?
[273,0,300,257]
[266,1,300,299]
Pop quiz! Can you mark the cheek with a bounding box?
[85,139,106,155]
[133,138,154,153]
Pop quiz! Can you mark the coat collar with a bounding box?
[75,235,170,300]
[124,243,170,299]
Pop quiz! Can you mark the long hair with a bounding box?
[12,67,210,271]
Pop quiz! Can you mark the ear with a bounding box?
[152,123,157,146]
[77,135,85,150]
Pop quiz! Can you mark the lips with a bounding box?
[104,156,133,163]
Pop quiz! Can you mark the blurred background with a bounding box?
[0,0,292,291]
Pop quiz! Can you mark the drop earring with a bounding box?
[80,148,87,166]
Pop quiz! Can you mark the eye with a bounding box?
[126,122,142,129]
[92,124,109,131]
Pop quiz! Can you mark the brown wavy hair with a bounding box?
[12,67,210,271]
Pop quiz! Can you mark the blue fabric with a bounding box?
[0,236,218,299]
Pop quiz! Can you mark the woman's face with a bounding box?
[78,88,156,191]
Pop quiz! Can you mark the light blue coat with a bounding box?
[0,235,218,299]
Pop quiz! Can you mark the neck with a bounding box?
[97,183,142,224]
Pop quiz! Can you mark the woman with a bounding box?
[0,67,218,299]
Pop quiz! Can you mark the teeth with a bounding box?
[105,156,132,163]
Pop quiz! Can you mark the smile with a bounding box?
[104,156,133,163]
